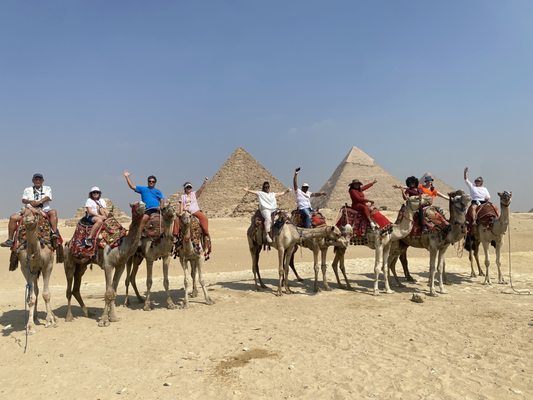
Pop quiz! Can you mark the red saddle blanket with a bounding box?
[409,207,449,236]
[290,210,326,228]
[466,203,499,231]
[336,206,391,237]
[13,213,62,251]
[142,212,162,239]
[68,216,127,260]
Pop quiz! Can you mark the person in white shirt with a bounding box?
[1,173,59,248]
[464,167,491,225]
[83,187,108,248]
[293,167,326,228]
[243,182,291,243]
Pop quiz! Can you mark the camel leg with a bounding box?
[289,248,304,282]
[123,256,133,307]
[437,250,447,294]
[190,262,198,298]
[382,243,394,294]
[494,240,506,284]
[108,264,126,323]
[180,258,190,309]
[72,265,90,317]
[162,256,177,309]
[373,247,383,296]
[442,258,450,285]
[64,260,75,322]
[129,255,144,304]
[399,251,416,283]
[473,243,484,276]
[98,266,114,327]
[22,266,38,334]
[41,258,58,328]
[312,248,320,292]
[428,249,438,297]
[283,248,293,295]
[276,249,285,296]
[143,260,154,311]
[332,247,352,290]
[331,250,343,288]
[251,247,266,291]
[468,248,477,277]
[388,252,404,288]
[196,258,213,305]
[482,241,492,285]
[320,248,331,291]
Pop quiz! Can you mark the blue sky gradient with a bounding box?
[1,1,532,216]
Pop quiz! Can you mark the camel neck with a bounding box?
[494,202,510,235]
[390,206,415,240]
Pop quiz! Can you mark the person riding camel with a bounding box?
[1,173,59,248]
[349,178,378,229]
[464,167,490,226]
[395,176,434,232]
[82,187,109,248]
[293,167,326,228]
[173,178,211,253]
[123,170,164,230]
[244,182,291,243]
[418,175,449,202]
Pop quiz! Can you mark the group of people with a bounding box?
[1,166,492,250]
[1,172,212,252]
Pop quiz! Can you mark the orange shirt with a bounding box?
[418,184,438,197]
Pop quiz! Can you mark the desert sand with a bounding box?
[0,213,532,400]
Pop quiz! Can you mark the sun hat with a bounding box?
[302,183,310,188]
[90,186,101,193]
[349,179,362,186]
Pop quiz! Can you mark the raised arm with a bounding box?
[293,168,299,191]
[276,188,292,197]
[464,167,469,181]
[123,170,136,191]
[196,177,209,198]
[437,191,449,201]
[243,187,258,195]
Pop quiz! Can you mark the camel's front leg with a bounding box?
[251,247,266,291]
[468,249,477,277]
[482,241,492,285]
[23,270,38,334]
[129,255,144,304]
[42,259,58,328]
[312,248,320,292]
[98,267,114,327]
[190,261,198,298]
[428,249,438,296]
[382,243,394,294]
[162,256,177,309]
[195,258,214,305]
[388,253,405,288]
[494,240,506,284]
[320,248,331,291]
[180,258,190,309]
[473,244,484,276]
[283,249,294,294]
[436,250,447,294]
[64,261,75,322]
[276,249,285,296]
[143,260,154,311]
[373,247,383,295]
[72,265,90,318]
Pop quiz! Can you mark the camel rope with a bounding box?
[503,220,531,295]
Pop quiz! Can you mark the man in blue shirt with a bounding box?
[123,170,164,227]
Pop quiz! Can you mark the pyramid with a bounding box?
[65,198,131,227]
[198,147,294,217]
[312,147,405,211]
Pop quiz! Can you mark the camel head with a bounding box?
[498,191,512,207]
[340,224,353,238]
[273,209,291,224]
[179,210,192,226]
[23,210,38,230]
[448,190,471,213]
[160,200,176,221]
[325,225,343,245]
[130,201,147,222]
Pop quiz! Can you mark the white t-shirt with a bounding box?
[295,188,312,210]
[465,179,491,202]
[85,198,107,216]
[256,191,277,211]
[22,185,53,212]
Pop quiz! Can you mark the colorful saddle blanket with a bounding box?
[68,215,127,260]
[336,206,391,238]
[409,206,449,237]
[466,203,499,227]
[142,212,163,239]
[13,212,62,251]
[290,209,326,228]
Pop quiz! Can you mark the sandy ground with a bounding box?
[0,214,532,400]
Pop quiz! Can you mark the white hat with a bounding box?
[90,186,101,193]
[302,183,310,188]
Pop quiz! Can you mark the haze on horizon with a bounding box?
[1,1,532,218]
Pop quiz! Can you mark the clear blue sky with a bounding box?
[1,0,532,217]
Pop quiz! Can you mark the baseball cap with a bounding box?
[32,173,44,180]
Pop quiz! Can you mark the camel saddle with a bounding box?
[11,213,60,253]
[336,205,391,241]
[142,212,164,242]
[68,215,127,261]
[466,203,499,233]
[290,209,326,228]
[408,206,450,237]
[250,209,289,248]
[174,214,207,257]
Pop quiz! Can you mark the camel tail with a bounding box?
[9,252,18,271]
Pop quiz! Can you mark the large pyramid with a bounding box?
[65,198,131,227]
[312,147,405,211]
[198,147,294,217]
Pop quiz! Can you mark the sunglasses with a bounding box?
[91,191,101,195]
[148,180,156,183]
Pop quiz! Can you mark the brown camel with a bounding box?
[247,211,304,291]
[466,191,512,285]
[177,210,213,308]
[288,225,347,292]
[331,196,421,295]
[13,209,60,333]
[388,190,471,296]
[124,200,177,310]
[63,202,146,326]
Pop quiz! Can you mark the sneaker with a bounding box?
[266,233,273,243]
[83,238,93,248]
[1,239,13,248]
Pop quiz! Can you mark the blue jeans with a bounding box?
[299,208,312,228]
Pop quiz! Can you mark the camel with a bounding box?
[388,190,471,296]
[288,224,347,292]
[331,196,421,295]
[466,191,512,285]
[246,210,303,296]
[177,210,213,308]
[123,200,177,310]
[13,209,60,333]
[63,202,146,326]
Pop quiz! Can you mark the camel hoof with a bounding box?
[98,319,110,328]
[373,291,380,296]
[260,284,268,289]
[297,278,304,282]
[109,315,120,322]
[205,298,214,305]
[26,327,36,335]
[470,273,477,278]
[180,302,189,310]
[499,280,507,285]
[428,292,439,297]
[167,301,177,310]
[385,289,395,294]
[190,290,198,298]
[313,286,320,293]
[65,314,74,322]
[123,298,130,307]
[323,285,332,292]
[406,277,417,283]
[439,289,448,294]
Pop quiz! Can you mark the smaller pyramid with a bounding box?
[198,148,293,217]
[65,198,131,226]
